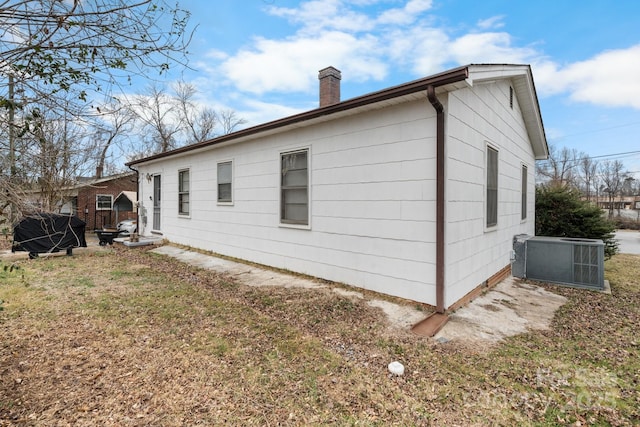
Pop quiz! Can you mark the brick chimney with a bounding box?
[318,66,341,107]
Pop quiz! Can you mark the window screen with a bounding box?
[178,169,190,215]
[521,165,528,220]
[96,195,113,211]
[486,147,498,227]
[281,150,308,225]
[217,162,232,203]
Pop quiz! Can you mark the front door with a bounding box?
[153,174,161,231]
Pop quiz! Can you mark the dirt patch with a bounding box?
[0,237,12,252]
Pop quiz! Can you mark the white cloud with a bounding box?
[448,32,538,64]
[476,15,505,30]
[239,99,309,127]
[204,1,544,99]
[267,0,374,33]
[219,31,387,95]
[378,0,433,25]
[203,49,229,61]
[529,61,564,95]
[193,0,640,118]
[386,26,451,75]
[531,44,640,110]
[406,0,433,14]
[552,45,640,109]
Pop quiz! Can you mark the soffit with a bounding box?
[467,64,549,160]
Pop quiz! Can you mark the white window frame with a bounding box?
[96,194,113,211]
[178,168,190,216]
[280,148,310,228]
[485,144,499,229]
[217,160,233,205]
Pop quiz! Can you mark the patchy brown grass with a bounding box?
[0,236,12,252]
[1,246,639,426]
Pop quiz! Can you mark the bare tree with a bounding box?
[14,102,95,213]
[599,160,628,218]
[219,109,247,135]
[132,84,184,154]
[578,155,599,202]
[92,98,135,177]
[536,144,579,187]
[131,82,247,154]
[0,0,192,106]
[0,0,192,226]
[174,81,218,144]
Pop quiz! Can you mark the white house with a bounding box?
[127,64,548,316]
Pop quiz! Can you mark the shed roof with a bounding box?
[113,191,137,212]
[114,191,137,204]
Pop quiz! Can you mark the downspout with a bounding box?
[427,85,446,314]
[412,85,449,336]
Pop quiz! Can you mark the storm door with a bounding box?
[153,174,161,230]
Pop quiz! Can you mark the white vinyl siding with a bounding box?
[178,169,190,216]
[280,149,309,225]
[217,161,233,203]
[133,100,439,305]
[446,80,536,308]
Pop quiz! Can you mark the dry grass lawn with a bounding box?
[1,242,639,426]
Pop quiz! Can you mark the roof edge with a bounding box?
[127,66,470,166]
[467,64,548,160]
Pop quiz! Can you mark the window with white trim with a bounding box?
[96,194,113,211]
[178,169,190,215]
[486,146,498,228]
[280,149,308,225]
[521,165,528,220]
[217,161,232,203]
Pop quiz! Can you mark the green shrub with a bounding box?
[536,185,619,258]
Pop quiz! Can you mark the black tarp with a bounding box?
[12,213,87,255]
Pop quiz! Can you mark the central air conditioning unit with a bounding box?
[512,235,605,291]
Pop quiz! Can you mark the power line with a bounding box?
[548,121,640,142]
[537,149,640,181]
[587,150,640,160]
[538,149,640,166]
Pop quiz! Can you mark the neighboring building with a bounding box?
[72,173,138,230]
[127,64,548,311]
[593,195,639,211]
[29,172,137,230]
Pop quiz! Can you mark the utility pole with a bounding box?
[8,74,16,225]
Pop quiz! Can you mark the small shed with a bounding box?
[113,191,137,224]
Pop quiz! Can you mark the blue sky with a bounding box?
[150,0,640,178]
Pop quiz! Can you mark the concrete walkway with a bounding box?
[434,277,567,344]
[152,246,325,290]
[616,230,640,255]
